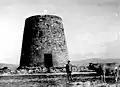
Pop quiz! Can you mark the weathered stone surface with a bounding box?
[19,15,68,68]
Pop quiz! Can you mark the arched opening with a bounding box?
[44,53,53,68]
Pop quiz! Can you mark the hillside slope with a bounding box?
[71,58,120,66]
[0,63,19,70]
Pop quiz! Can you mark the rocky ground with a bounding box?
[0,73,119,87]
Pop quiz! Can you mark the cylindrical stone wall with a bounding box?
[19,15,68,68]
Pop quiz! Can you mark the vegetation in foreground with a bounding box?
[0,74,120,87]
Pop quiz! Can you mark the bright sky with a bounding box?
[0,0,120,64]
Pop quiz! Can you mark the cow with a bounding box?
[88,62,119,82]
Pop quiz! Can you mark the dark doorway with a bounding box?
[44,54,53,68]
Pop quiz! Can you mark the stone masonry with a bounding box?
[19,15,68,68]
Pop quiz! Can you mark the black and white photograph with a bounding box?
[0,0,120,87]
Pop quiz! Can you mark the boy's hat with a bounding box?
[68,60,70,62]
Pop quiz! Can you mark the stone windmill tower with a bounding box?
[19,15,68,69]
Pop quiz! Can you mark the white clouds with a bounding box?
[0,0,120,64]
[0,0,119,8]
[105,40,120,58]
[0,18,22,64]
[68,32,119,61]
[68,32,117,55]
